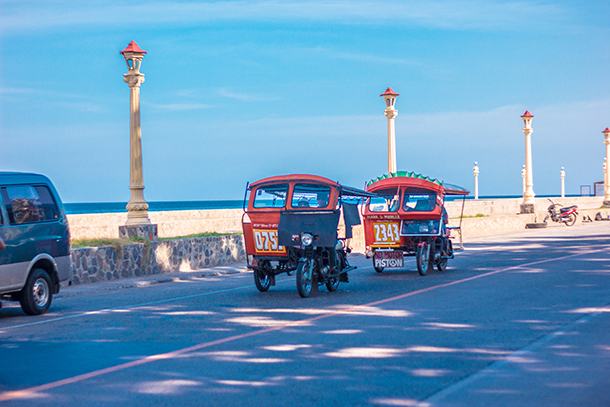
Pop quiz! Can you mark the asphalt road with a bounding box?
[1,222,609,407]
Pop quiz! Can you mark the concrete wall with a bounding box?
[68,209,244,240]
[68,196,605,241]
[67,196,609,285]
[444,196,604,218]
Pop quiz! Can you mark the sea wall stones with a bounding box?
[70,234,246,285]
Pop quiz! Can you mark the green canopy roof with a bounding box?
[366,171,442,187]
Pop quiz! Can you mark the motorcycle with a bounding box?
[544,198,578,226]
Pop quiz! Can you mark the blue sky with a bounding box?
[1,1,609,203]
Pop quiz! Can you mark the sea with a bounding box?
[64,200,244,215]
[63,195,585,215]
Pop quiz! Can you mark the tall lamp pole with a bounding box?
[560,167,565,198]
[603,128,610,207]
[119,41,155,239]
[381,88,399,174]
[473,162,479,200]
[520,111,536,213]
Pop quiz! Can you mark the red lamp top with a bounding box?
[521,110,534,118]
[603,127,610,134]
[121,41,147,55]
[380,87,399,97]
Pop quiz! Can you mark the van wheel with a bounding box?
[20,269,52,315]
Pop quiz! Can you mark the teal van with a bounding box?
[0,172,71,315]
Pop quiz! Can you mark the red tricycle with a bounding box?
[242,174,373,297]
[363,171,469,275]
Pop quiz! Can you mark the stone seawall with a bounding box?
[70,234,246,285]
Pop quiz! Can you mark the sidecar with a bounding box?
[363,171,468,276]
[242,174,374,297]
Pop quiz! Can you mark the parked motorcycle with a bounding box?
[544,198,578,226]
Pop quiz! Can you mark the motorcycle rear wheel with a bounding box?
[437,257,448,272]
[325,275,339,292]
[253,260,271,292]
[564,213,577,226]
[373,258,384,273]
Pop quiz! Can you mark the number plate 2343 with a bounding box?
[372,222,401,246]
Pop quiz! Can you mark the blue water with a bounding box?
[64,200,244,214]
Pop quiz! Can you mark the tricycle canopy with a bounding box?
[242,174,375,297]
[243,174,374,256]
[364,171,469,221]
[363,171,469,275]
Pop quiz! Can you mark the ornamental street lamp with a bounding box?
[560,167,565,198]
[121,41,150,226]
[381,87,399,174]
[520,111,535,213]
[473,162,479,200]
[602,127,610,208]
[118,41,157,241]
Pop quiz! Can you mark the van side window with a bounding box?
[2,185,58,224]
[34,186,59,220]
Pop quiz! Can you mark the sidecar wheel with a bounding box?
[325,275,340,292]
[373,259,384,273]
[565,213,577,226]
[437,257,448,272]
[296,260,313,298]
[416,243,432,276]
[253,261,271,292]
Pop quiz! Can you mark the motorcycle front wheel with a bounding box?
[416,243,432,276]
[296,259,313,298]
[564,213,577,226]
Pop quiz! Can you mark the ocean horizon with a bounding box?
[63,194,588,215]
[64,200,245,215]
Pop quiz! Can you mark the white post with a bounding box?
[521,111,535,213]
[473,162,479,200]
[602,127,610,208]
[521,165,526,194]
[560,167,565,198]
[593,158,606,196]
[381,88,399,174]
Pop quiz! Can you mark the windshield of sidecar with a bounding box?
[367,187,401,212]
[252,183,288,208]
[290,183,332,209]
[402,187,440,212]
